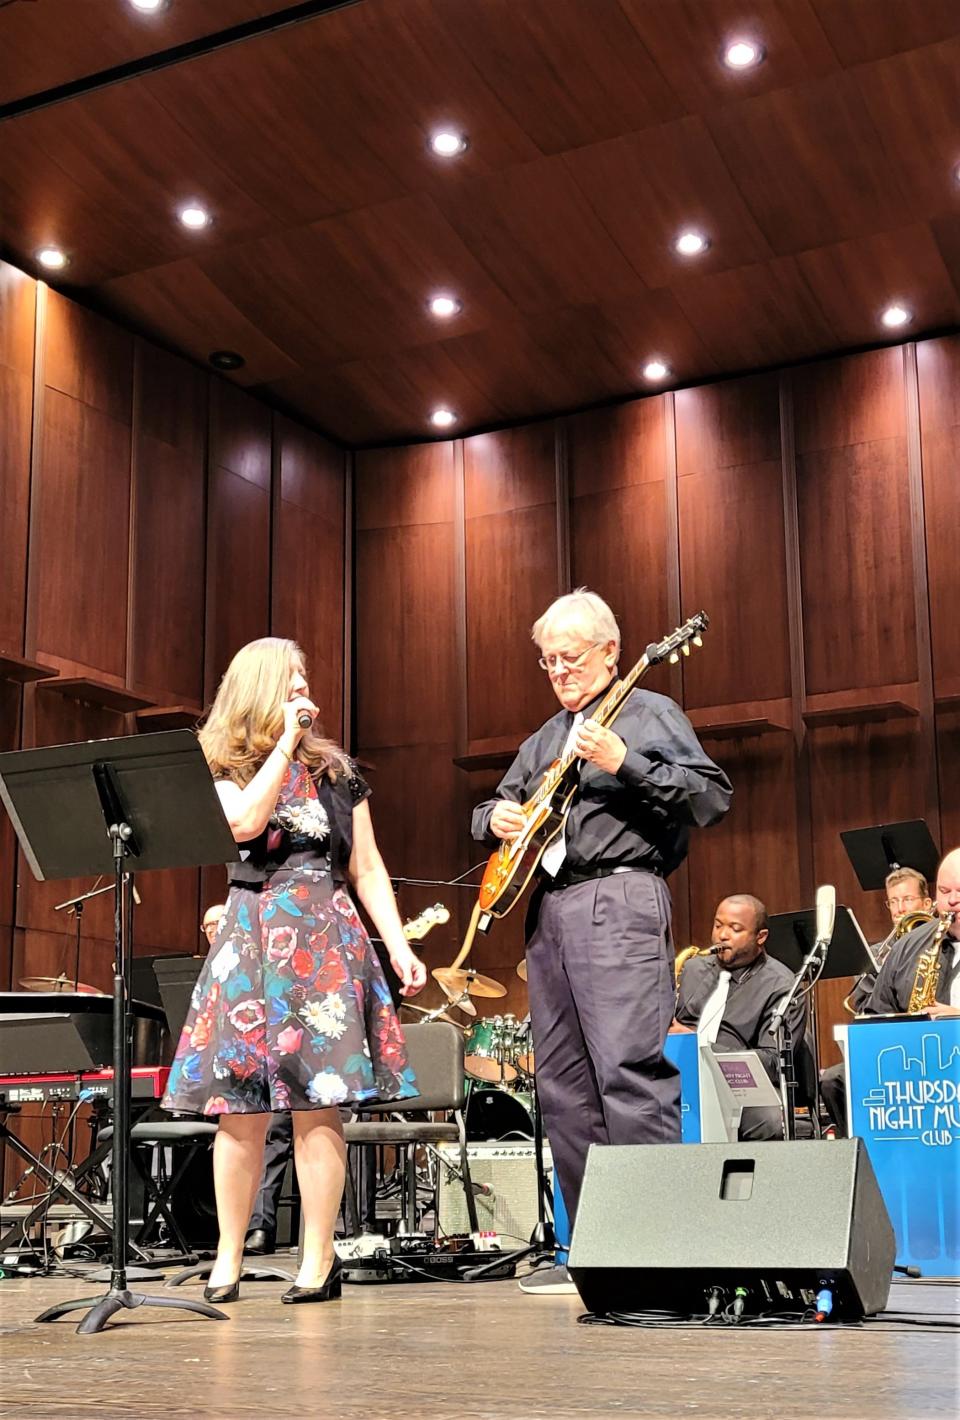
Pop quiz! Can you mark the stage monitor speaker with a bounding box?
[568,1140,894,1319]
[436,1141,552,1242]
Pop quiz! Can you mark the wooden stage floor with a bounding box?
[1,1269,957,1420]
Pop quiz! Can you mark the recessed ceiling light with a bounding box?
[129,0,167,11]
[724,39,764,69]
[674,230,710,257]
[881,304,911,329]
[429,129,468,158]
[208,350,245,371]
[643,360,670,382]
[36,247,69,271]
[428,294,462,318]
[430,407,457,428]
[178,204,211,230]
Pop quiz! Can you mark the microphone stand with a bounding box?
[54,880,115,991]
[770,936,828,1141]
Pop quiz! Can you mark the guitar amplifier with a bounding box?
[435,1141,552,1243]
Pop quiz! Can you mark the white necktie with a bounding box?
[697,969,731,1044]
[540,712,584,878]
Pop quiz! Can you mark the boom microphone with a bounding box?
[814,883,836,952]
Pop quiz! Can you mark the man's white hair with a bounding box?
[531,587,621,656]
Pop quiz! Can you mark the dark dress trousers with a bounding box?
[472,682,732,1225]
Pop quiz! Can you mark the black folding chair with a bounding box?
[343,1022,479,1235]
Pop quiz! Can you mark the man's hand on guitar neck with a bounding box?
[575,718,627,776]
[490,800,527,840]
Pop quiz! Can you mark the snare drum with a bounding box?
[465,1086,534,1141]
[464,1016,518,1083]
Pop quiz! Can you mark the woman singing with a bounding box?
[163,637,427,1304]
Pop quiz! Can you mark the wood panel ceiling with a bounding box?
[1,0,958,444]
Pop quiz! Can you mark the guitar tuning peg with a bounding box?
[669,652,680,664]
[693,635,703,647]
[681,643,690,656]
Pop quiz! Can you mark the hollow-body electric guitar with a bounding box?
[477,613,710,921]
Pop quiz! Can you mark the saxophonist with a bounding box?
[865,849,960,1018]
[821,866,934,1135]
[672,895,806,1140]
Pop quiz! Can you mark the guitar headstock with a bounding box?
[402,902,451,941]
[641,613,710,667]
[647,611,709,667]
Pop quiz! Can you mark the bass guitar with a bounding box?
[477,612,710,921]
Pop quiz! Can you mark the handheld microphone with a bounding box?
[814,883,836,952]
[297,710,314,730]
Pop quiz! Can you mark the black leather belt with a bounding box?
[543,864,660,891]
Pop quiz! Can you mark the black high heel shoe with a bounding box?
[281,1254,343,1305]
[203,1279,240,1304]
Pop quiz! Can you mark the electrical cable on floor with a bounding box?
[578,1310,959,1333]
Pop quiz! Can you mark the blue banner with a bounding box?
[848,1019,960,1277]
[664,1031,701,1143]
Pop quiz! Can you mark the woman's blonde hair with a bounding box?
[199,637,349,786]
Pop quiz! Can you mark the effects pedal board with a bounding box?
[336,1233,517,1284]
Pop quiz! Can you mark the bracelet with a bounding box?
[276,743,293,764]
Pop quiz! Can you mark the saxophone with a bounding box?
[843,908,935,1015]
[674,945,712,1006]
[906,911,956,1013]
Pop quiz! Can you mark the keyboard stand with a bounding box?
[0,1110,114,1253]
[0,1111,152,1270]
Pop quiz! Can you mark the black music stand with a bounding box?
[0,730,236,1333]
[765,907,874,980]
[841,820,940,892]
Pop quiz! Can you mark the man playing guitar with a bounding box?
[472,589,731,1294]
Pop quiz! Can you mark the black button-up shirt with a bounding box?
[471,682,732,878]
[675,951,806,1079]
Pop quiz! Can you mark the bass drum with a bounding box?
[465,1087,534,1142]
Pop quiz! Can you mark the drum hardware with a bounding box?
[432,979,477,1018]
[515,1016,535,1076]
[431,966,506,1000]
[399,1002,466,1030]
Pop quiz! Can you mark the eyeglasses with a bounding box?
[537,643,602,674]
[884,894,924,911]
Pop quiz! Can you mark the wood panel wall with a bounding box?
[353,336,959,1065]
[0,257,347,1186]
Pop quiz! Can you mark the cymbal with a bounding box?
[400,1002,465,1030]
[19,974,104,996]
[516,959,527,982]
[432,966,506,1000]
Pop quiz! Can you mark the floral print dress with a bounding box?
[163,761,417,1115]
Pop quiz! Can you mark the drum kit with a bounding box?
[400,955,535,1140]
